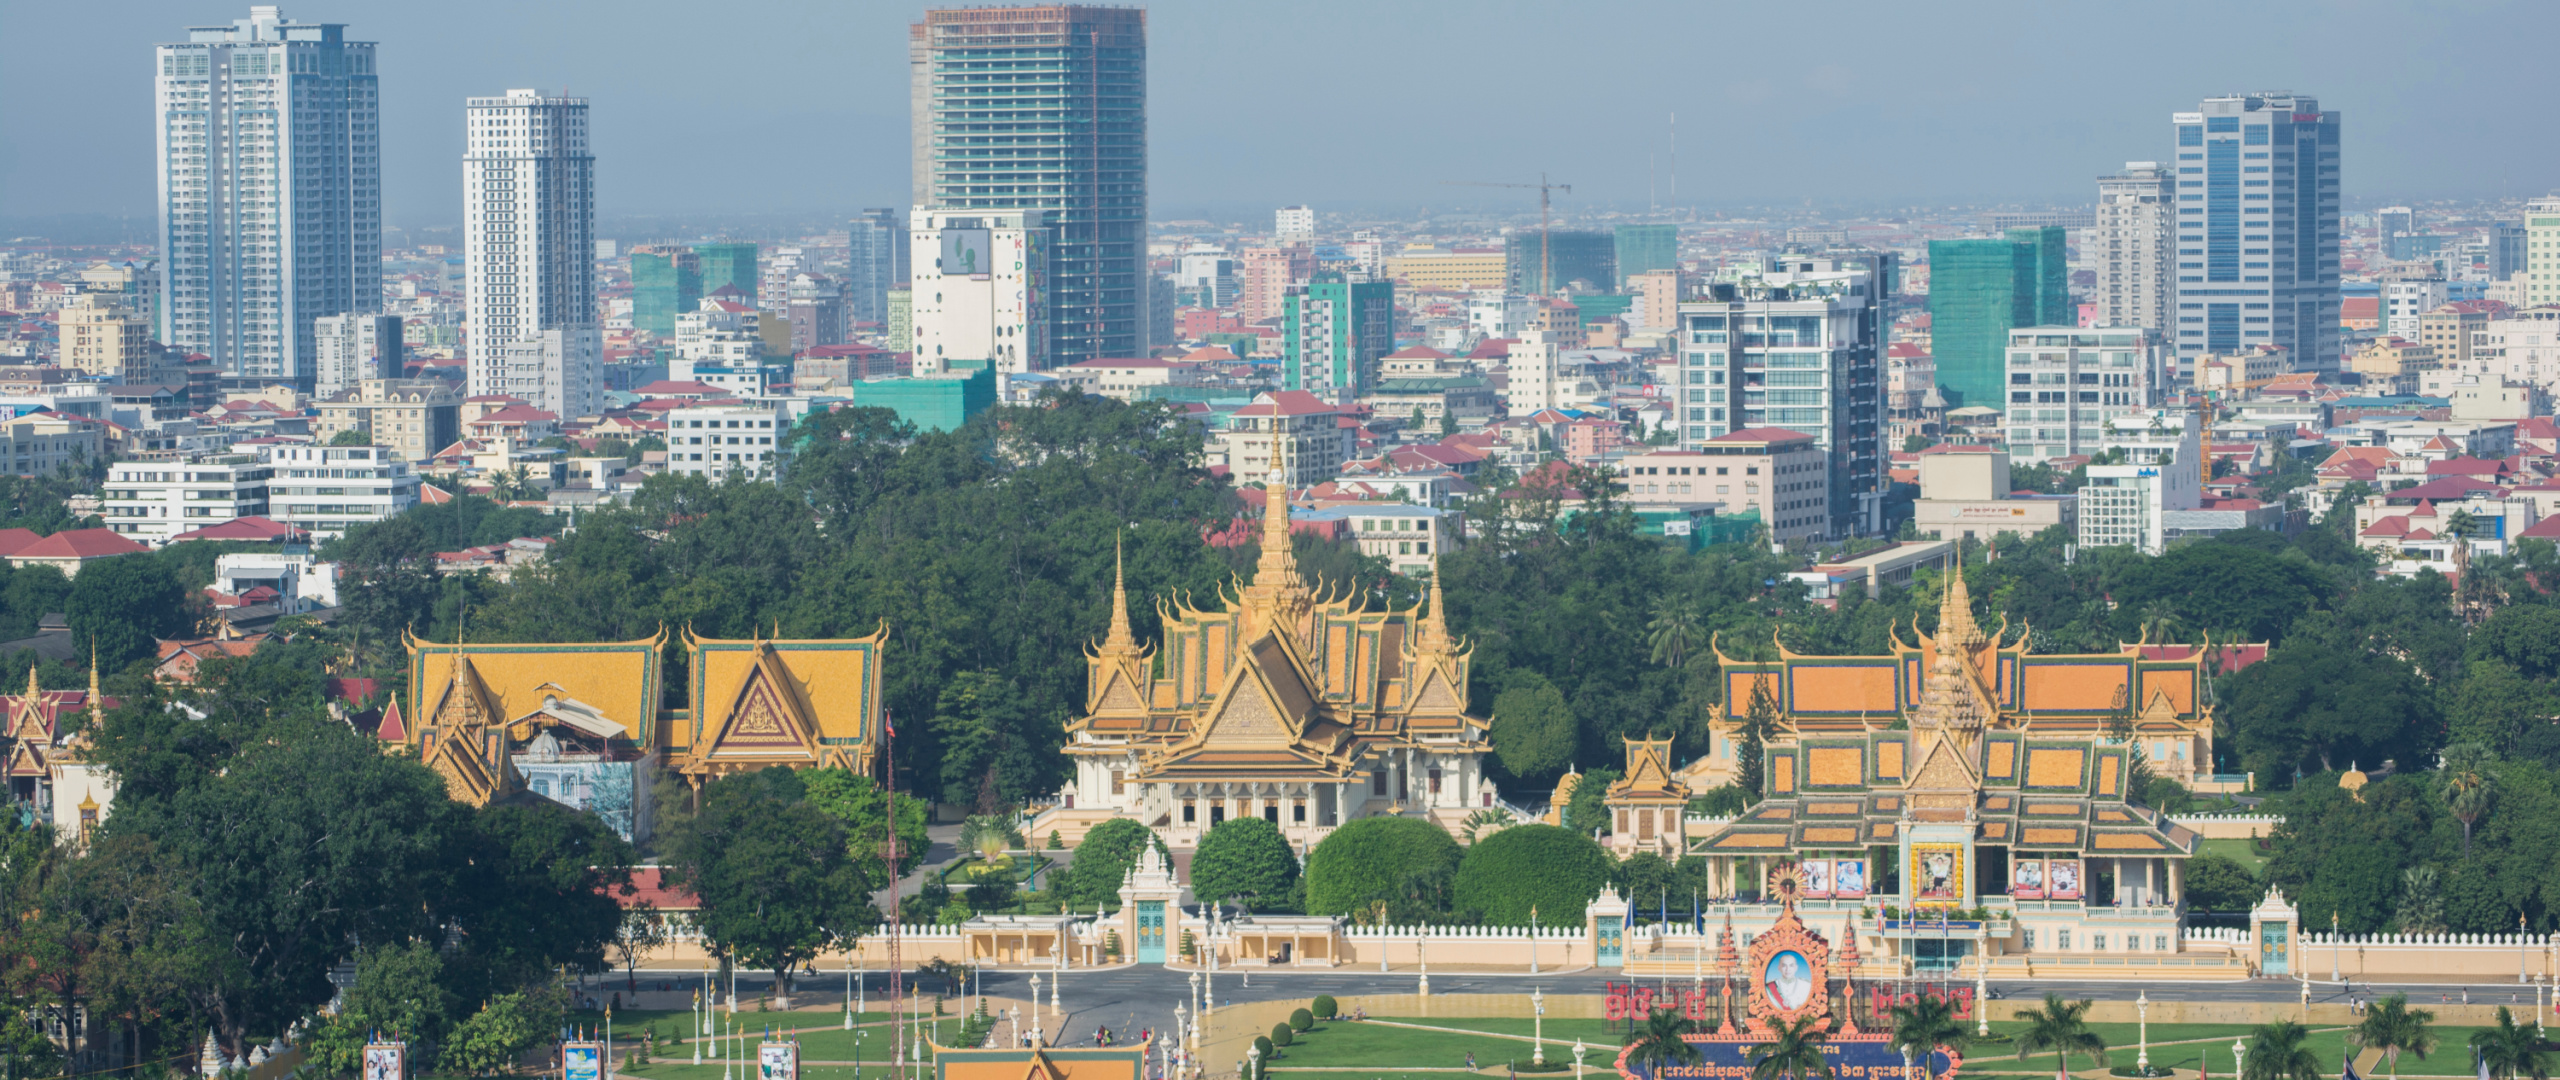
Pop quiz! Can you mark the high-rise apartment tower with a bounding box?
[2094,163,2172,334]
[465,89,599,419]
[155,5,380,387]
[911,6,1147,368]
[2170,93,2341,373]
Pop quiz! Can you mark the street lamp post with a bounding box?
[1974,928,1990,1037]
[1573,1039,1589,1080]
[1418,937,1430,997]
[2332,912,2341,983]
[845,956,855,1031]
[2299,973,2310,1023]
[1532,987,1546,1066]
[1029,974,1043,1046]
[2524,915,2533,985]
[2233,1039,2247,1080]
[2136,990,2150,1074]
[1247,1047,1261,1080]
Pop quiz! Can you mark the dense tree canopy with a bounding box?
[662,767,882,1006]
[1303,816,1462,922]
[1452,823,1612,926]
[1189,816,1300,911]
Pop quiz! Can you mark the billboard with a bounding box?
[563,1042,602,1080]
[941,229,994,279]
[364,1043,405,1080]
[758,1042,798,1080]
[2047,859,2084,900]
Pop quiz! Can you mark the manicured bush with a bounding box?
[1304,816,1462,918]
[1289,1008,1314,1032]
[1270,1023,1293,1047]
[1253,1035,1275,1061]
[1452,823,1611,926]
[1311,995,1338,1019]
[1192,816,1300,910]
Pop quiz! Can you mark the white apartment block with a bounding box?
[2470,311,2560,394]
[265,443,420,539]
[465,89,599,419]
[1274,205,1316,244]
[2076,411,2202,555]
[909,207,1047,374]
[156,6,381,385]
[0,416,105,478]
[2002,327,2168,462]
[1468,290,1533,339]
[2381,278,2446,338]
[1675,255,1889,536]
[103,455,274,544]
[312,313,401,397]
[2525,197,2560,309]
[665,404,786,482]
[2093,162,2172,333]
[1503,330,1564,415]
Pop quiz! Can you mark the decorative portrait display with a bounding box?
[1909,843,1964,906]
[363,1044,404,1080]
[1743,878,1833,1027]
[758,1042,798,1080]
[1801,859,1834,898]
[1833,859,1868,898]
[1763,950,1815,1011]
[2011,859,2045,899]
[2047,859,2083,900]
[563,1043,602,1080]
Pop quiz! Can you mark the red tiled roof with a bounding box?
[2520,514,2560,541]
[14,528,147,560]
[169,516,307,544]
[472,405,559,425]
[1232,390,1334,417]
[1385,345,1451,360]
[0,528,41,558]
[2386,477,2504,502]
[619,867,700,911]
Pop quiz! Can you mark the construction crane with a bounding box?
[1443,174,1572,295]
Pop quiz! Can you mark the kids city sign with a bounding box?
[1617,1036,1963,1080]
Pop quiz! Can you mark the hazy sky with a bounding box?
[6,0,2556,231]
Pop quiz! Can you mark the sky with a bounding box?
[5,0,2557,234]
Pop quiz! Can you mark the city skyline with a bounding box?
[9,0,2559,233]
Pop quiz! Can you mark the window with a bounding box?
[1182,801,1196,824]
[2057,930,2071,949]
[1372,770,1387,795]
[1109,770,1124,795]
[2022,929,2036,951]
[1428,768,1442,794]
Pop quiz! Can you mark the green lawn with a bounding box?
[2195,837,2268,871]
[1267,1021,1602,1071]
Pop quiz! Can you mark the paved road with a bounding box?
[615,960,2553,1073]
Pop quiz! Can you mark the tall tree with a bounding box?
[2470,1007,2550,1080]
[2243,1020,2323,1080]
[2350,994,2437,1080]
[663,768,880,1008]
[66,553,193,670]
[1745,1015,1832,1080]
[2011,995,2106,1080]
[1190,816,1299,912]
[2442,743,2497,857]
[1490,676,1577,786]
[1889,994,1969,1080]
[1626,1007,1703,1076]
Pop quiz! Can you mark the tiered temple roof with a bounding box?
[1692,554,2216,861]
[1067,482,1486,783]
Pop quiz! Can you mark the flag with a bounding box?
[1692,889,1702,935]
[884,709,896,738]
[2341,1055,2361,1080]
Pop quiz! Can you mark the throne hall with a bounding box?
[1037,481,1496,848]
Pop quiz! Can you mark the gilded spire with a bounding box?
[24,663,37,701]
[1935,547,1986,651]
[1414,552,1452,655]
[87,639,101,720]
[1102,532,1138,652]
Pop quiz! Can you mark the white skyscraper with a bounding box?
[1275,205,1315,243]
[155,6,380,387]
[2094,163,2172,334]
[465,89,599,419]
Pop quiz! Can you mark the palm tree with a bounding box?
[1626,1007,1703,1076]
[1647,598,1703,670]
[2012,994,2106,1080]
[2242,1020,2323,1080]
[1745,1015,1832,1080]
[957,814,1023,869]
[2471,1007,2551,1080]
[2350,994,2437,1080]
[1890,994,1969,1080]
[2441,743,2497,857]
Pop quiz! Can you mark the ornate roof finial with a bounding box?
[1935,546,1986,651]
[1414,552,1451,655]
[1104,531,1137,650]
[87,637,101,720]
